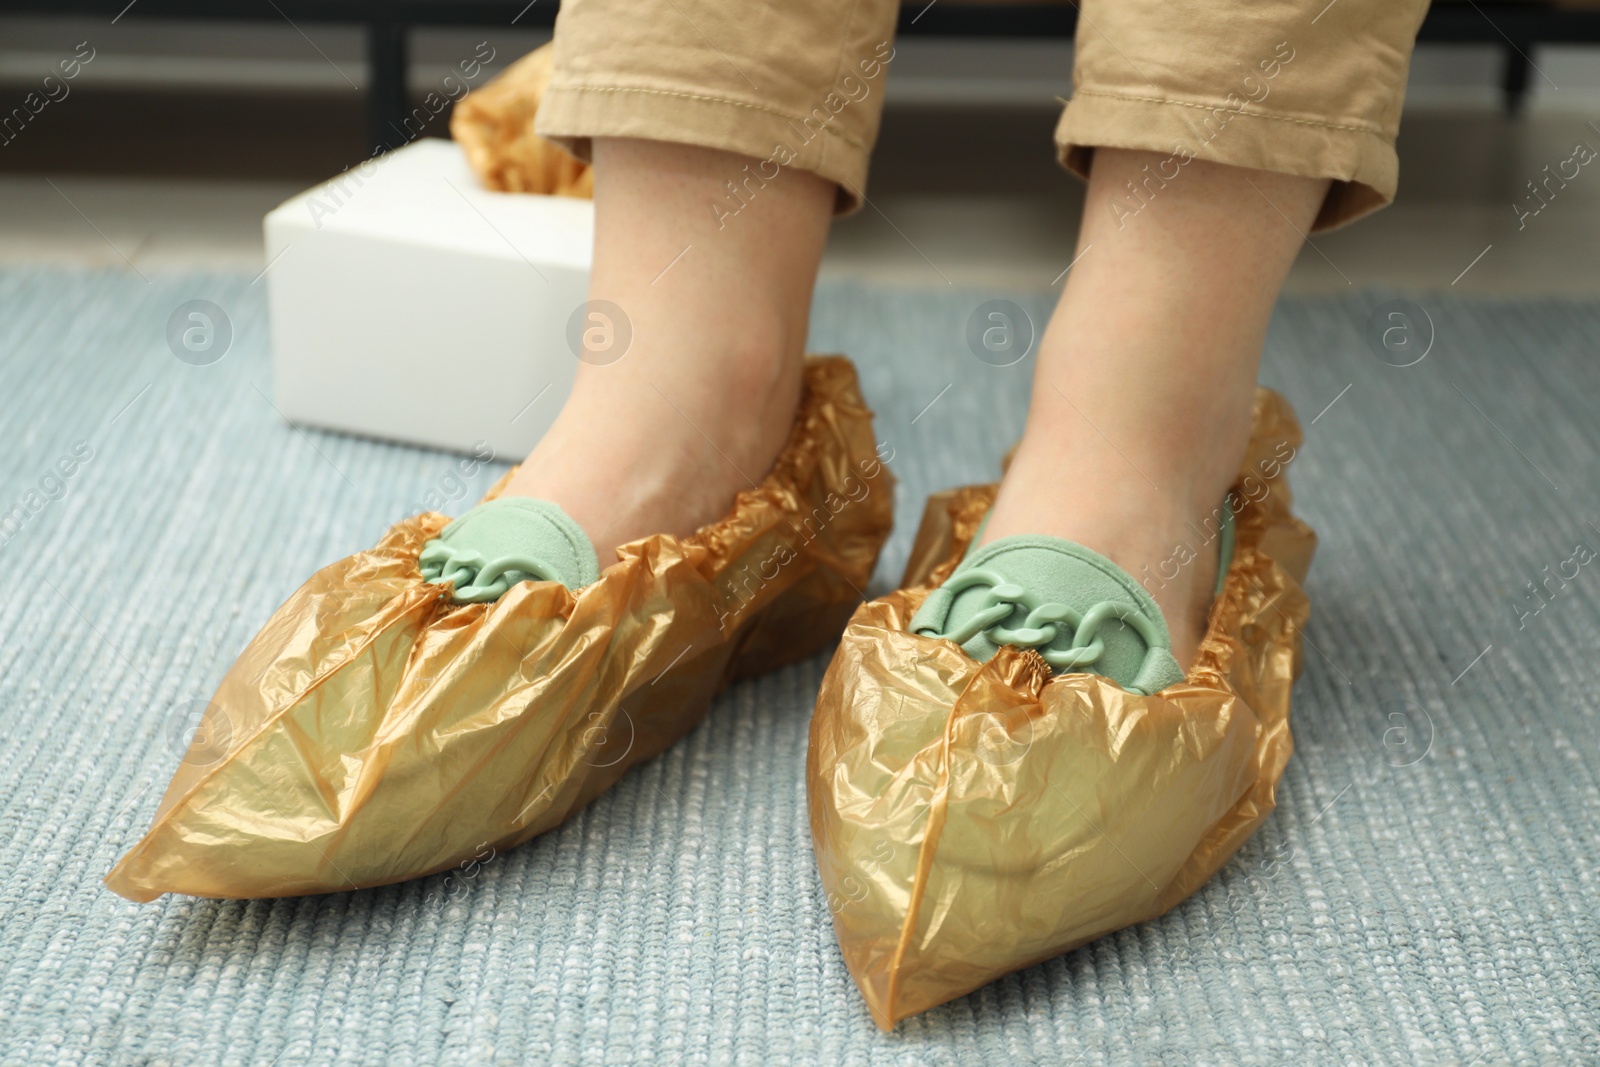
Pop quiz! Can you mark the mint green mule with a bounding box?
[419,496,600,602]
[907,505,1234,695]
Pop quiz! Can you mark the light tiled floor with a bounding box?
[0,177,303,274]
[2,103,1597,296]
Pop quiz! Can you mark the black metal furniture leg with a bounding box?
[1501,42,1531,114]
[366,20,410,154]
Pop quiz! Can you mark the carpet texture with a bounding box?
[0,267,1596,1066]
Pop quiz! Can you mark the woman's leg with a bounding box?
[497,0,899,557]
[502,139,834,556]
[1006,0,1428,664]
[981,148,1328,665]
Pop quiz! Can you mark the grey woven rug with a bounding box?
[1,267,1596,1066]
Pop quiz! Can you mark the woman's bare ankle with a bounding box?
[498,137,833,563]
[981,410,1247,667]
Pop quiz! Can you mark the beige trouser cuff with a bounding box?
[1056,89,1397,231]
[1056,0,1430,232]
[534,0,897,215]
[537,83,876,214]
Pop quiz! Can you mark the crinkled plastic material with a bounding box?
[449,43,593,197]
[106,357,893,901]
[808,388,1316,1029]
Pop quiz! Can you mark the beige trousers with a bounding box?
[535,0,1429,231]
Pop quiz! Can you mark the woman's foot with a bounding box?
[501,138,836,560]
[979,149,1329,667]
[981,398,1244,669]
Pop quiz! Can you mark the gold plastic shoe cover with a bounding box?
[106,357,893,902]
[808,388,1316,1029]
[448,43,593,197]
